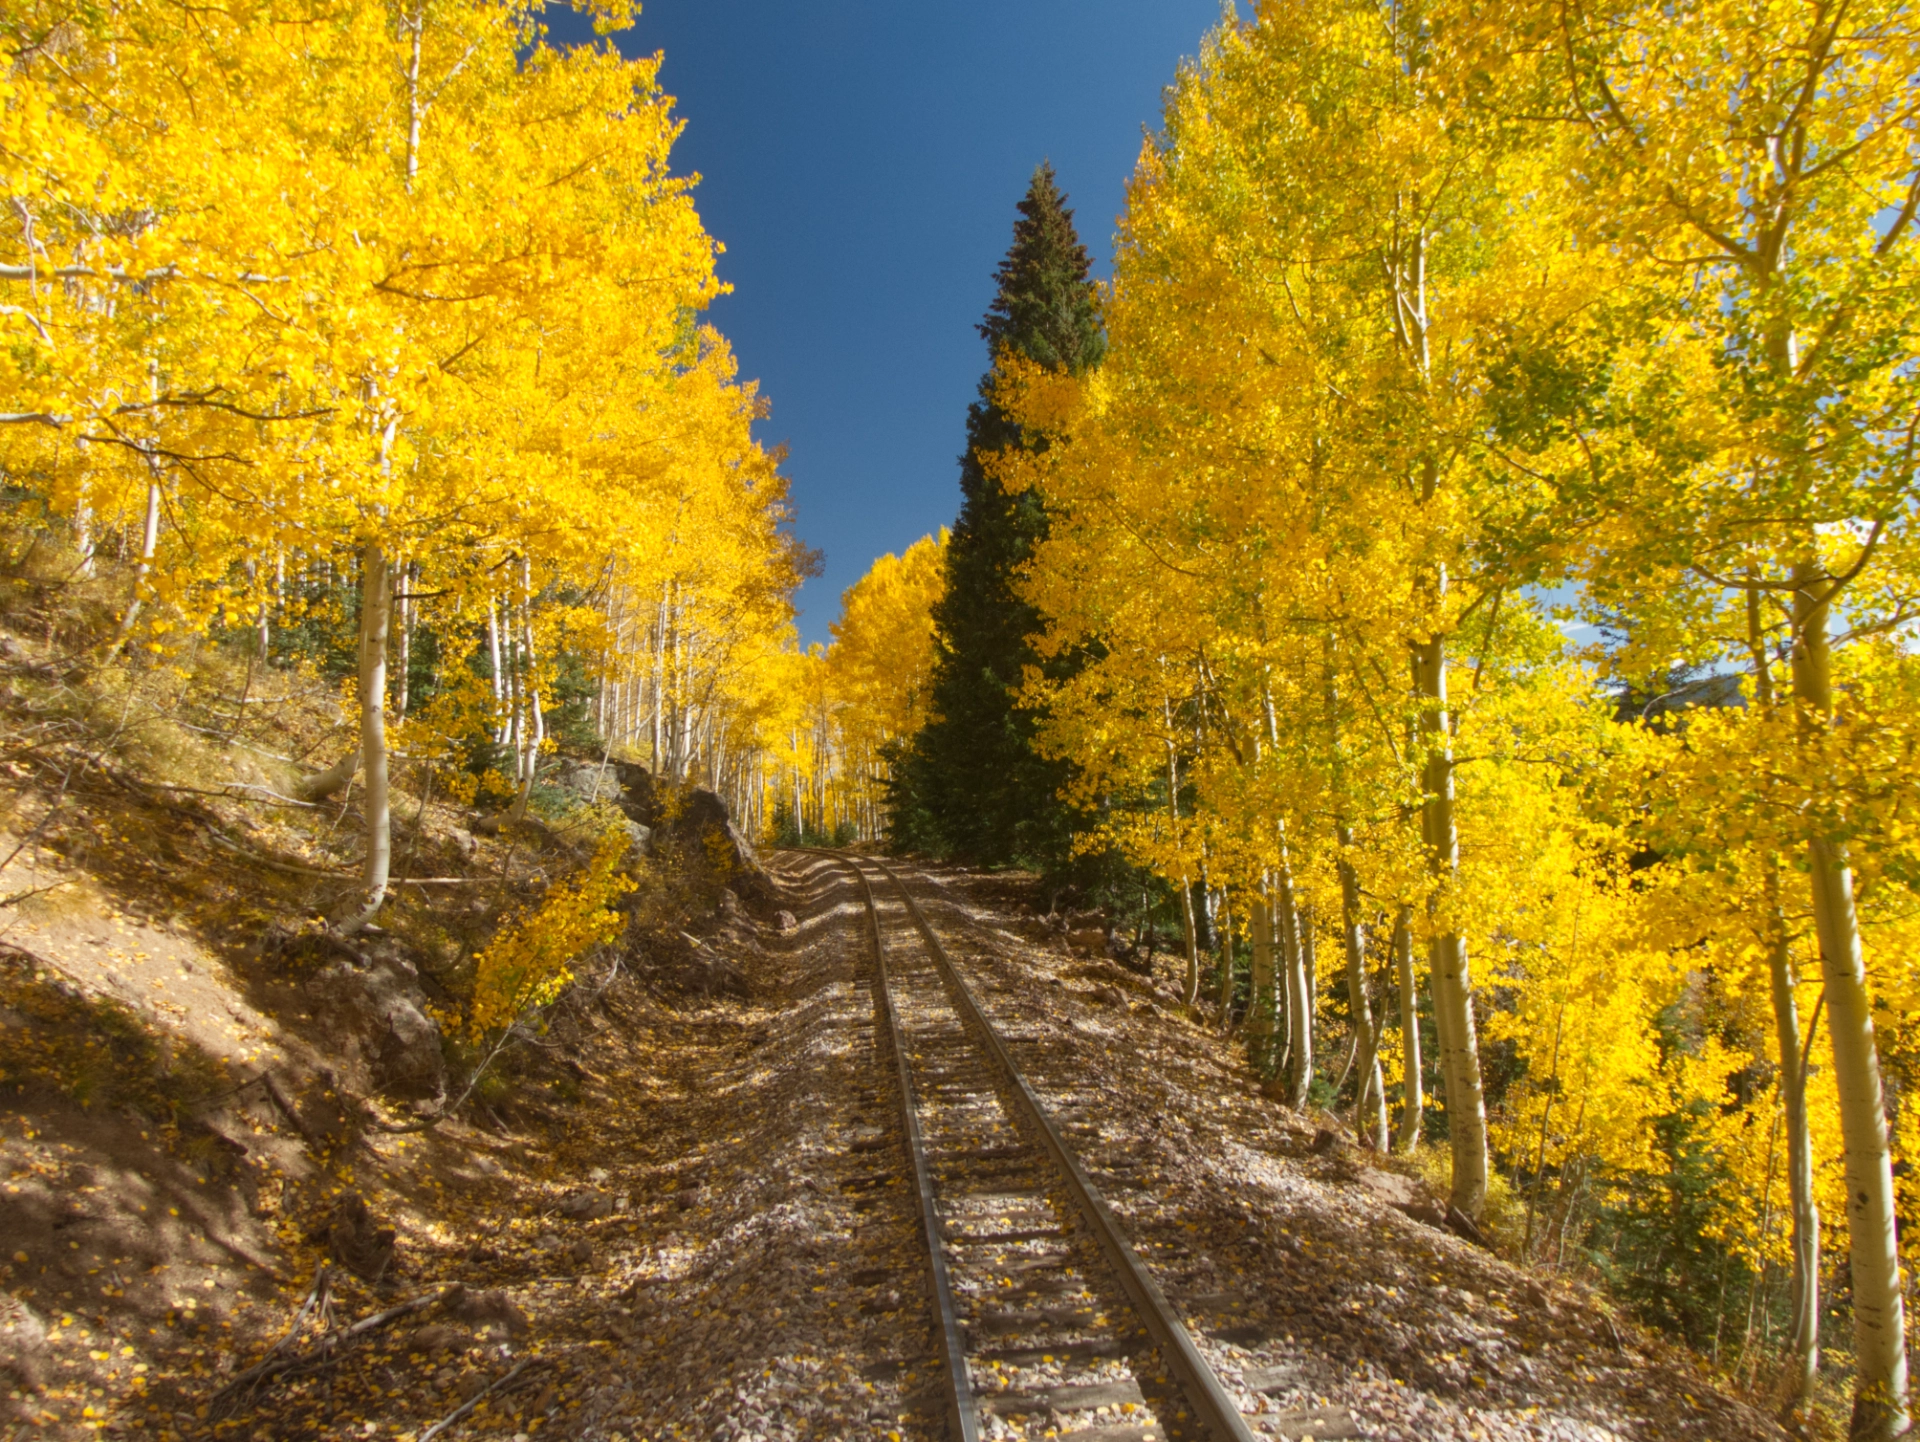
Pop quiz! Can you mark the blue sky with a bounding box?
[549,1,1230,643]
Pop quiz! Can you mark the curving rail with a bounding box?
[814,848,1257,1442]
[842,854,982,1442]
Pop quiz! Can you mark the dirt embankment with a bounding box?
[0,625,781,1442]
[0,718,1778,1442]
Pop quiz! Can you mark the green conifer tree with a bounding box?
[888,164,1104,865]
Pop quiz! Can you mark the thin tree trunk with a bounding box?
[1180,879,1200,1008]
[1746,579,1821,1416]
[73,473,94,578]
[393,559,413,721]
[1766,873,1822,1416]
[340,540,392,935]
[1276,856,1312,1110]
[1393,904,1423,1152]
[1249,888,1277,1054]
[1790,563,1907,1439]
[517,557,544,810]
[1217,890,1235,1025]
[1415,622,1489,1220]
[486,597,506,744]
[105,469,161,661]
[1339,838,1389,1149]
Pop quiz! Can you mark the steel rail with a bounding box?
[863,855,1259,1442]
[825,851,980,1442]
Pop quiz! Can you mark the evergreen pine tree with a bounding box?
[888,164,1104,865]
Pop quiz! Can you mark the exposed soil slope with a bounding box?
[1,813,1778,1442]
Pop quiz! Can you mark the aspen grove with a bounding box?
[982,1,1920,1435]
[14,0,1920,1436]
[0,0,815,907]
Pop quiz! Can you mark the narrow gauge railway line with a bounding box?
[818,849,1260,1442]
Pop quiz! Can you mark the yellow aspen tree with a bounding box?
[1450,0,1920,1425]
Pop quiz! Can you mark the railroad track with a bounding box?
[818,849,1260,1442]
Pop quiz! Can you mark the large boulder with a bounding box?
[308,955,446,1099]
[551,758,774,907]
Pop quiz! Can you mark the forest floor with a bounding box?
[0,700,1789,1442]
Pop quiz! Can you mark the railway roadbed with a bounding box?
[528,853,1783,1442]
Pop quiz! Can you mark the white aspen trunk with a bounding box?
[341,541,392,934]
[1415,623,1490,1220]
[486,597,506,744]
[257,550,277,660]
[105,469,161,659]
[1249,888,1276,1050]
[505,603,524,781]
[1277,858,1313,1109]
[1745,580,1820,1413]
[520,557,544,801]
[1765,869,1820,1414]
[1338,839,1389,1149]
[1216,891,1235,1023]
[650,593,667,773]
[405,10,423,189]
[675,608,693,782]
[1295,906,1317,1107]
[1393,904,1423,1152]
[1180,880,1200,1008]
[393,558,413,721]
[1791,564,1907,1438]
[73,471,95,578]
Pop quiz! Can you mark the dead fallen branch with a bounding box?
[204,827,356,878]
[418,1357,544,1441]
[210,1284,453,1412]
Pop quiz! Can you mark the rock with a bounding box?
[445,1285,530,1338]
[308,958,446,1098]
[323,1193,396,1283]
[558,1191,613,1221]
[775,910,798,934]
[0,1296,50,1390]
[1066,928,1109,956]
[404,1322,470,1354]
[549,759,625,805]
[648,932,751,1001]
[1358,1167,1449,1230]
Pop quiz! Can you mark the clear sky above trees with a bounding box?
[547,0,1229,642]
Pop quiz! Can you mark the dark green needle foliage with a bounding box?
[887,164,1104,868]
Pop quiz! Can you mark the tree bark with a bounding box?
[486,597,506,744]
[1339,839,1389,1149]
[1790,563,1908,1439]
[1216,890,1235,1025]
[393,558,413,722]
[1180,878,1201,1007]
[1746,578,1820,1417]
[104,470,161,661]
[1276,857,1313,1109]
[340,541,392,935]
[1415,624,1489,1219]
[295,749,359,803]
[1392,904,1423,1152]
[1249,888,1277,1054]
[1764,866,1821,1417]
